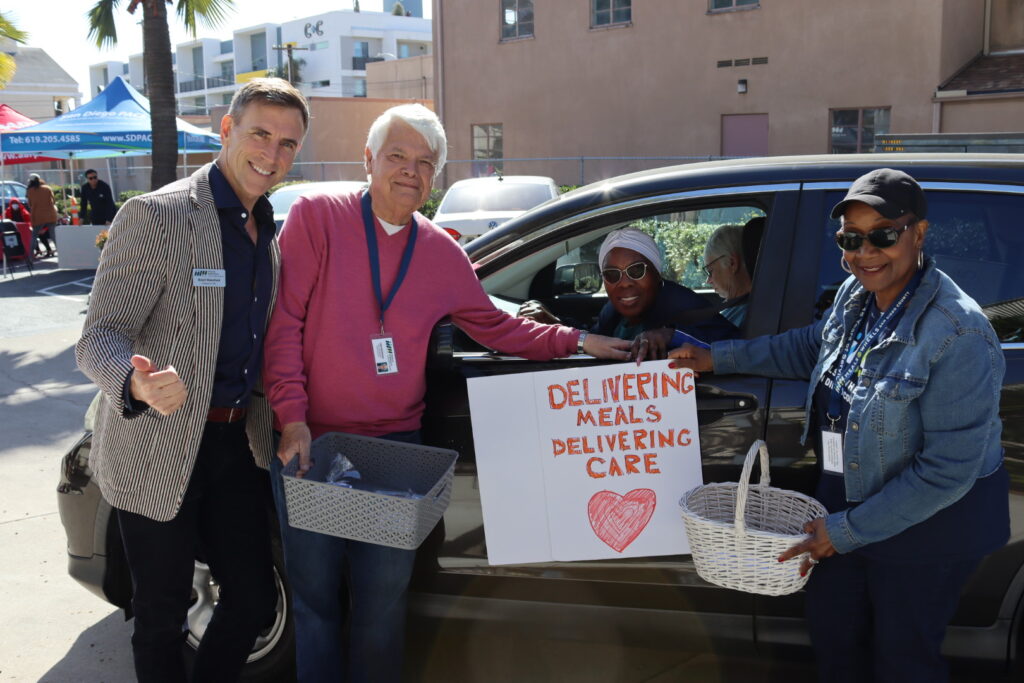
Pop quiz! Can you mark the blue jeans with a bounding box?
[270,430,421,683]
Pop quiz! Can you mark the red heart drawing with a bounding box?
[587,489,657,553]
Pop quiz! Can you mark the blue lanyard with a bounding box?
[826,269,924,423]
[361,191,418,332]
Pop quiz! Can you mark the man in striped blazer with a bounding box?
[76,79,308,683]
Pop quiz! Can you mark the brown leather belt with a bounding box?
[207,406,247,423]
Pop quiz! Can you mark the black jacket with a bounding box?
[80,180,117,224]
[592,280,740,342]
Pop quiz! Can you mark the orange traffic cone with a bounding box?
[70,196,80,225]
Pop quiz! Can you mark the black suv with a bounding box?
[58,154,1024,679]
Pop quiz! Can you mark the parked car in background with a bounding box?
[268,180,366,231]
[1,179,28,211]
[432,175,560,243]
[58,154,1024,681]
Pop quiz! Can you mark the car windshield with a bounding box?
[440,183,554,214]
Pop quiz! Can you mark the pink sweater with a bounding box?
[263,190,580,438]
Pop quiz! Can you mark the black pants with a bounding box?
[805,551,980,683]
[117,421,277,683]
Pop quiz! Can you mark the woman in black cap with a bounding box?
[668,168,1009,681]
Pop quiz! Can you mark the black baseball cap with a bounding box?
[830,168,927,220]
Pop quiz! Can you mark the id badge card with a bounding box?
[821,429,844,474]
[371,334,399,375]
[193,268,226,287]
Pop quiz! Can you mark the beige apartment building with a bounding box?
[433,0,1024,186]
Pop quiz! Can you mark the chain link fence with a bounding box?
[6,155,739,198]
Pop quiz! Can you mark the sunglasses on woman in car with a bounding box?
[834,217,917,251]
[601,261,649,284]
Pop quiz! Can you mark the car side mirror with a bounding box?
[574,262,602,294]
[552,263,602,295]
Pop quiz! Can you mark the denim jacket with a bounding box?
[712,259,1005,554]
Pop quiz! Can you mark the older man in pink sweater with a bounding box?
[263,104,629,683]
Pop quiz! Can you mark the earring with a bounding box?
[841,255,853,274]
[917,250,924,269]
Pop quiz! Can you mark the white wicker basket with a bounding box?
[679,440,828,596]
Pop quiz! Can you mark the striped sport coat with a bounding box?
[76,163,280,522]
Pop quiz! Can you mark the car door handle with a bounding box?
[697,394,757,425]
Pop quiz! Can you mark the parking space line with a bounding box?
[38,277,94,302]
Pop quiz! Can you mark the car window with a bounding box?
[440,183,555,214]
[556,205,765,291]
[814,189,1024,342]
[2,182,27,204]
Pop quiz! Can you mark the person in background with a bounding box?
[518,227,738,343]
[76,78,309,683]
[4,196,30,223]
[702,222,753,327]
[669,168,1009,682]
[263,103,631,683]
[26,173,57,258]
[80,169,117,225]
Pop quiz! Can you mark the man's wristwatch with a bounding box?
[577,331,589,355]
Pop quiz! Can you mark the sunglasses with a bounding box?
[602,261,649,284]
[834,218,916,251]
[86,176,97,180]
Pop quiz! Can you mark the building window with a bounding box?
[592,0,631,27]
[830,107,891,154]
[501,0,534,40]
[353,41,378,70]
[309,41,328,51]
[710,0,759,10]
[399,43,411,58]
[354,78,367,97]
[250,32,267,71]
[472,123,504,176]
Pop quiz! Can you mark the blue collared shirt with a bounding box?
[208,163,275,408]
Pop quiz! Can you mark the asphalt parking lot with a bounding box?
[0,263,1005,682]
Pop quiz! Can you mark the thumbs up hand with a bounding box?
[129,354,188,416]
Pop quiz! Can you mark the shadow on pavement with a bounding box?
[41,609,135,683]
[0,261,94,298]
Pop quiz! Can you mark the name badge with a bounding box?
[193,268,226,287]
[372,335,398,375]
[821,429,844,474]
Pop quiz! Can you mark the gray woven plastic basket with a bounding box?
[281,432,458,550]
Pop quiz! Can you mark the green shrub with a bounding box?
[419,188,443,220]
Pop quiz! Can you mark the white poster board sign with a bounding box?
[468,361,703,566]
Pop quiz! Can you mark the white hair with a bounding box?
[704,224,744,262]
[365,104,447,177]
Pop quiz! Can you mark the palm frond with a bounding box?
[87,0,122,49]
[0,53,17,87]
[0,11,29,43]
[176,0,235,36]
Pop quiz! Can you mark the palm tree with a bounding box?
[87,0,234,190]
[0,11,29,87]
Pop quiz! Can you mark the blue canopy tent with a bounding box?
[0,76,221,158]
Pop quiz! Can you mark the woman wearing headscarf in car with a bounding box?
[518,227,739,343]
[668,168,1009,682]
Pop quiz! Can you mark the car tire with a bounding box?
[182,534,295,682]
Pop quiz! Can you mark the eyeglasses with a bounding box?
[601,261,648,284]
[834,217,916,251]
[702,254,726,278]
[86,175,97,180]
